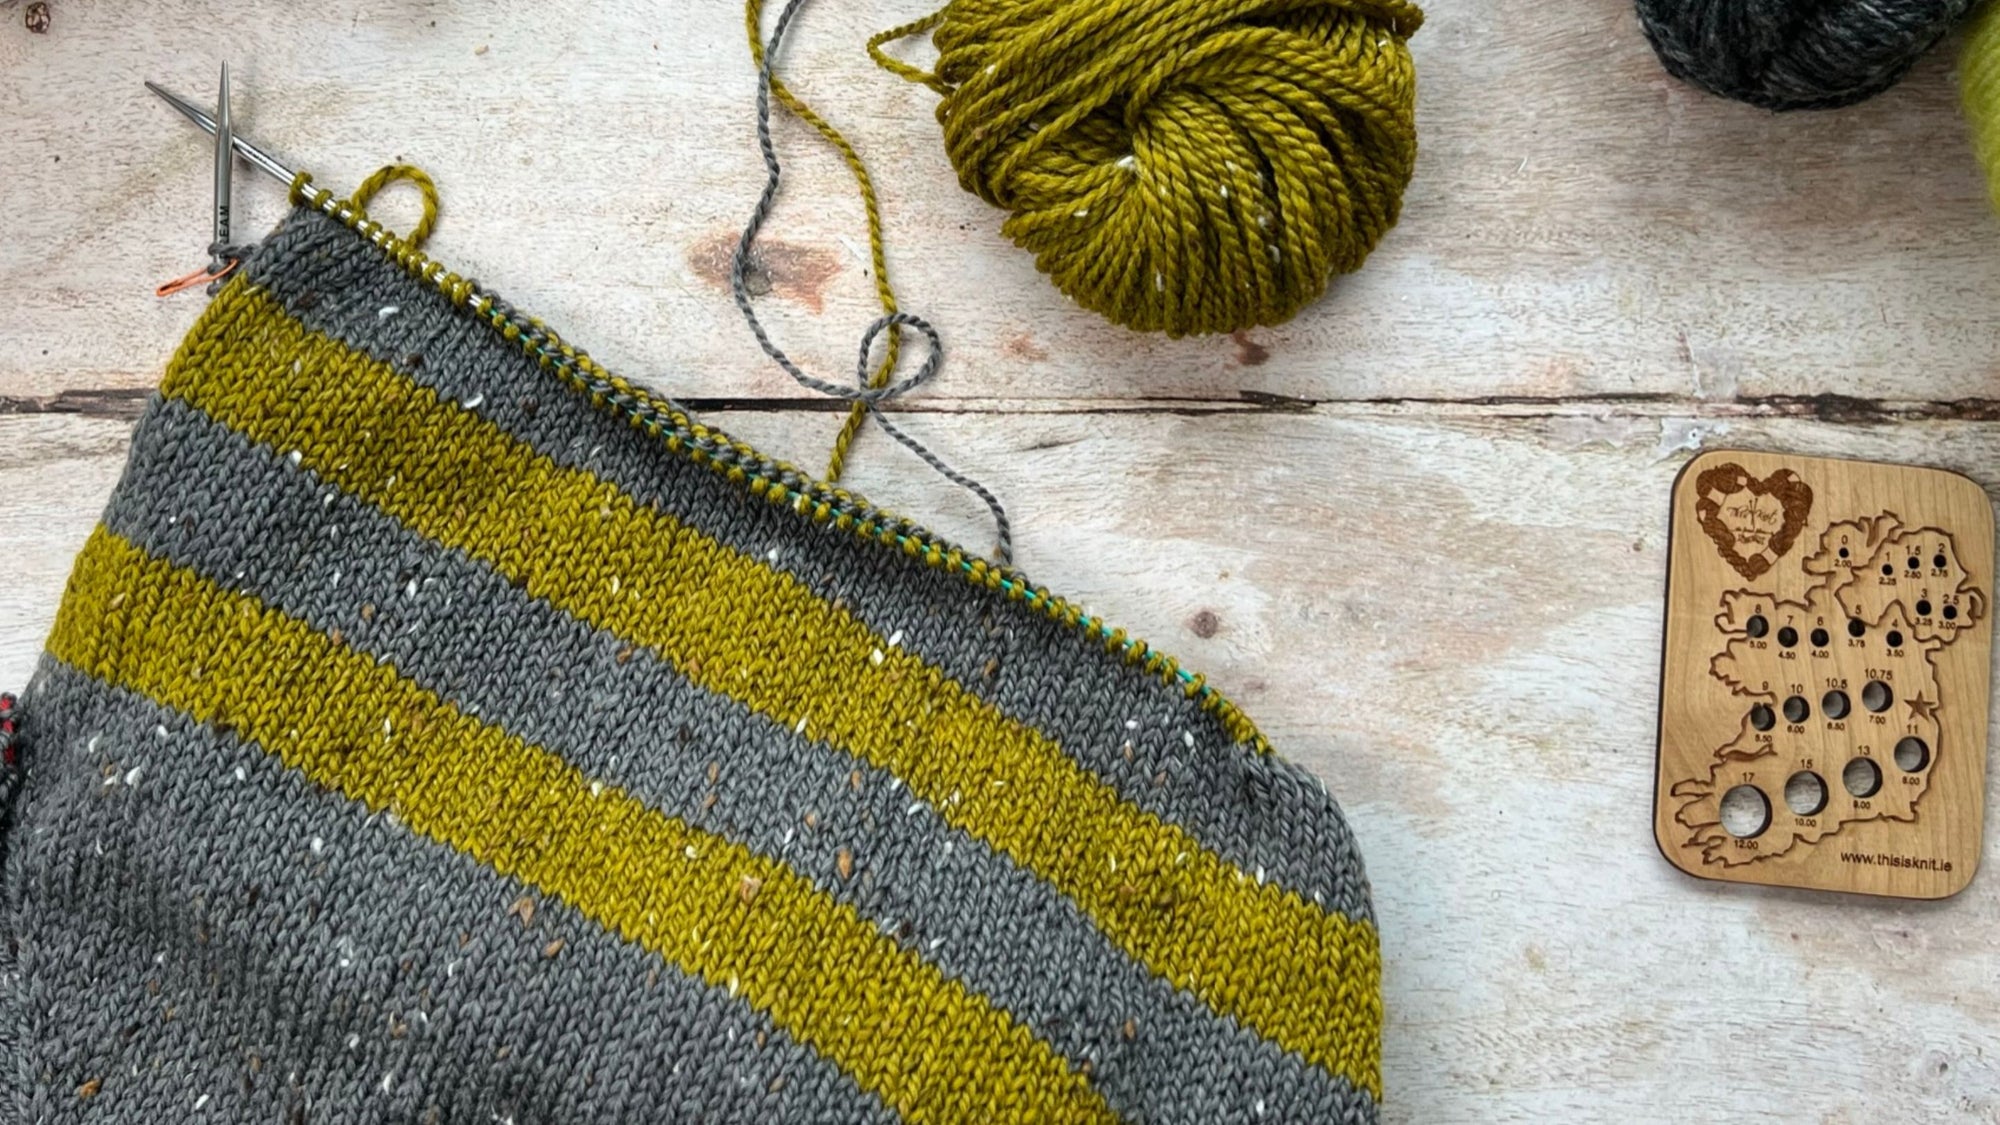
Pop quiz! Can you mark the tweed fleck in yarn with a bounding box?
[0,193,1382,1122]
[872,0,1423,337]
[1636,0,1977,110]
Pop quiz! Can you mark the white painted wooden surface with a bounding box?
[5,1,2000,1121]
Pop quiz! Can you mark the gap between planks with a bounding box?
[9,387,2000,424]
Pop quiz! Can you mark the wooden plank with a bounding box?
[4,0,1999,407]
[4,407,2000,1121]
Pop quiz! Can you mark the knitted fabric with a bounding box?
[0,192,1380,1123]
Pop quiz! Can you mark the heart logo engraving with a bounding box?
[1694,464,1813,581]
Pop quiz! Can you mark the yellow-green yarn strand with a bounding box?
[1963,0,2000,213]
[745,0,903,482]
[875,0,1423,337]
[868,12,952,94]
[347,164,442,247]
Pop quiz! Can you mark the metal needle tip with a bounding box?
[145,78,298,186]
[213,62,234,252]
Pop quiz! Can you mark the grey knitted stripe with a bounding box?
[0,936,16,1119]
[98,395,1375,1125]
[0,784,18,1118]
[240,207,1372,925]
[10,659,899,1125]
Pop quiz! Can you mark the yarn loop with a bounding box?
[876,0,1424,336]
[348,164,441,247]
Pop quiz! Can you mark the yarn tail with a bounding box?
[743,0,901,482]
[736,0,1013,563]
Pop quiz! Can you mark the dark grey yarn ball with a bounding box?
[1636,0,1977,110]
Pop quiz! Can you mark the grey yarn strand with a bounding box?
[733,0,1013,565]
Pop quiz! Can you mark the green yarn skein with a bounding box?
[872,0,1424,338]
[1964,0,2000,214]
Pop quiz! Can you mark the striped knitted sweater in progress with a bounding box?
[1,196,1381,1123]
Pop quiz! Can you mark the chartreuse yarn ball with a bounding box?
[876,0,1424,337]
[1964,0,2000,211]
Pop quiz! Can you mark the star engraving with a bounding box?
[1906,694,1940,722]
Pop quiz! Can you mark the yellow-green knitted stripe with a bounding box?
[48,528,1115,1125]
[291,172,1270,754]
[162,283,1384,1093]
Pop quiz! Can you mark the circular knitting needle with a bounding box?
[144,78,299,186]
[151,67,277,296]
[211,62,233,271]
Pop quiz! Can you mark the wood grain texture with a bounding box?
[5,0,2000,1121]
[4,0,2000,410]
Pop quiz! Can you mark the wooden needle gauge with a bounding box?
[1656,451,1995,898]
